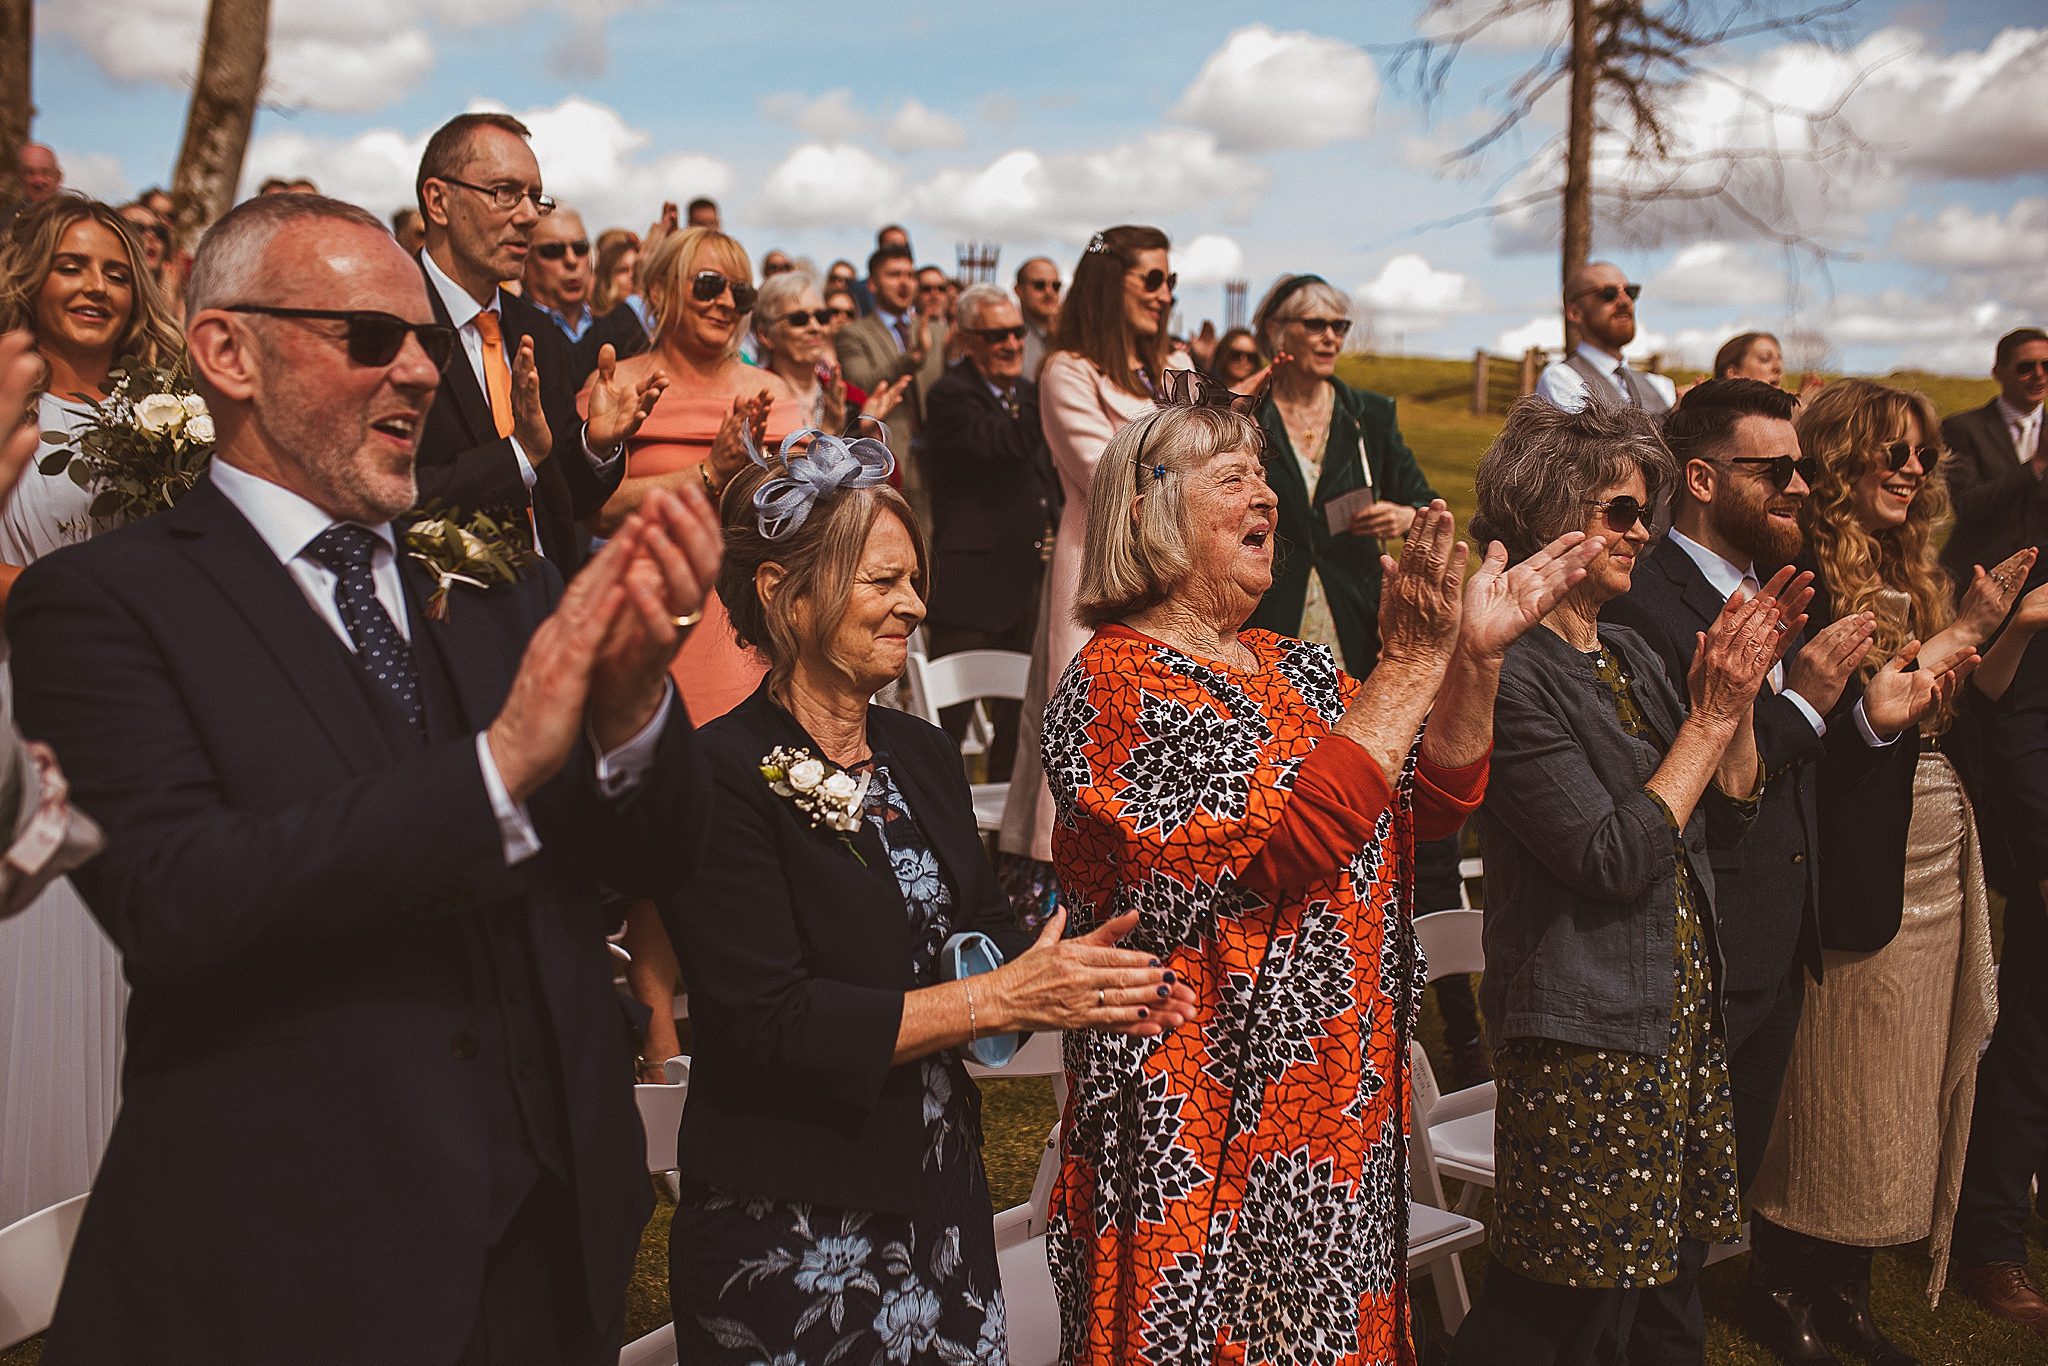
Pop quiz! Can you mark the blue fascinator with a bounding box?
[745,417,897,541]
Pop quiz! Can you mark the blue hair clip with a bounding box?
[745,417,896,541]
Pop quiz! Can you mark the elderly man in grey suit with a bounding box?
[1940,326,2048,590]
[835,243,946,522]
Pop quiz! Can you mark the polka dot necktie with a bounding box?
[305,524,422,733]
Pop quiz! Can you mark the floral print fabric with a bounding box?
[1487,644,1741,1289]
[670,757,1008,1364]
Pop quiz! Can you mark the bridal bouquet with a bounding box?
[38,364,213,526]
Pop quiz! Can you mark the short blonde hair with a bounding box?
[643,226,752,360]
[1252,272,1353,357]
[1075,405,1264,627]
[717,459,929,695]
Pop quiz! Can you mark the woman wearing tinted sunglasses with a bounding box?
[1746,379,2048,1357]
[748,269,909,438]
[1452,397,1801,1366]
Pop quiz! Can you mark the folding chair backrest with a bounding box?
[1415,908,1485,981]
[1407,1041,1453,1211]
[915,650,1031,715]
[635,1063,690,1176]
[0,1193,88,1350]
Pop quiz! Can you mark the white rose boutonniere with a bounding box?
[402,506,534,622]
[759,746,870,858]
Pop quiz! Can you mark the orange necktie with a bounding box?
[472,307,515,439]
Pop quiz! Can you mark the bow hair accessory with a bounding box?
[746,418,896,541]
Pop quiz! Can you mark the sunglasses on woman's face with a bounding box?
[1879,441,1936,473]
[532,238,590,261]
[779,309,834,328]
[1584,494,1648,533]
[224,304,457,369]
[690,270,757,312]
[1223,347,1260,364]
[1130,268,1177,294]
[1291,317,1352,338]
[826,306,856,321]
[1726,455,1819,490]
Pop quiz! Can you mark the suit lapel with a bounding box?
[1978,401,2022,464]
[166,480,389,772]
[420,259,497,445]
[397,548,517,734]
[1652,540,1729,633]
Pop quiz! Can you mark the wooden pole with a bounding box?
[1471,349,1490,417]
[0,0,31,209]
[167,0,271,254]
[1560,0,1596,352]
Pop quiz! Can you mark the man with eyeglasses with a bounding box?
[838,242,948,522]
[521,204,648,386]
[1013,256,1061,380]
[1537,260,1676,415]
[920,284,1059,781]
[8,191,722,1366]
[1601,379,1883,1366]
[1939,327,2048,590]
[412,113,663,575]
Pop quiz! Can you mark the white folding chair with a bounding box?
[967,1030,1064,1366]
[0,1192,88,1350]
[619,1065,691,1366]
[1413,909,1496,1214]
[1407,1041,1487,1333]
[902,649,1032,832]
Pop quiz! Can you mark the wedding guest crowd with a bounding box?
[7,99,2048,1366]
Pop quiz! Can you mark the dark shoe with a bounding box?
[1742,1281,1842,1365]
[1954,1260,2048,1337]
[1811,1277,1917,1365]
[1450,1038,1493,1088]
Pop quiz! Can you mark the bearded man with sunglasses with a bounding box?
[8,191,723,1366]
[1537,259,1676,415]
[414,113,663,575]
[1939,327,2048,590]
[1601,379,1882,1366]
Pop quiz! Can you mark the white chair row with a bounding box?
[900,647,1032,834]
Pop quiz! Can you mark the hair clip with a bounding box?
[1152,463,1166,480]
[1086,232,1108,254]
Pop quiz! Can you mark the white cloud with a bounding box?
[1356,253,1483,332]
[1648,242,1784,308]
[1496,315,1563,356]
[1890,198,2048,272]
[1846,26,2048,180]
[760,89,870,140]
[242,96,732,233]
[1175,234,1245,289]
[1417,0,1568,52]
[1171,25,1380,152]
[883,99,967,153]
[901,129,1267,242]
[754,143,906,230]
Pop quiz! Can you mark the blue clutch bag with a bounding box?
[938,930,1021,1068]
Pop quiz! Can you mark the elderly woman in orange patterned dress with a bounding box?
[1040,398,1605,1365]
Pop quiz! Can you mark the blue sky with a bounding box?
[29,0,2048,375]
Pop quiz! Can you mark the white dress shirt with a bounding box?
[1997,396,2042,463]
[209,459,672,865]
[1665,526,1894,748]
[420,249,542,492]
[1537,342,1679,412]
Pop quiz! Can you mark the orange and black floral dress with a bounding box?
[1043,626,1488,1366]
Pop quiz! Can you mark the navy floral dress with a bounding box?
[669,756,1009,1365]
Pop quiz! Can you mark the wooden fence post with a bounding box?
[1471,350,1490,416]
[1520,348,1542,395]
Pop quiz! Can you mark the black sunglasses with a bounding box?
[1572,283,1643,305]
[2010,359,2048,377]
[1726,455,1819,490]
[968,325,1028,343]
[1222,347,1261,363]
[690,270,757,312]
[532,238,589,261]
[1131,268,1177,294]
[779,309,835,328]
[1022,278,1062,293]
[224,305,456,369]
[1291,318,1352,338]
[825,305,856,320]
[435,176,556,216]
[1584,494,1649,533]
[1879,441,1937,472]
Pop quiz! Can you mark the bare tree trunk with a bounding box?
[0,0,31,208]
[1560,0,1597,350]
[168,0,270,254]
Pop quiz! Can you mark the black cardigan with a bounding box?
[658,683,1033,1213]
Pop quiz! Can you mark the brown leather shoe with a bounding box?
[1954,1260,2048,1336]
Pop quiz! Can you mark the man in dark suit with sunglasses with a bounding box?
[1536,260,1676,415]
[1940,327,2048,592]
[9,192,721,1366]
[1601,379,1879,1366]
[412,113,663,574]
[520,203,648,386]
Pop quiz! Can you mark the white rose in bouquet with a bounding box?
[183,413,215,445]
[788,758,826,793]
[820,771,857,801]
[180,393,209,419]
[134,393,187,436]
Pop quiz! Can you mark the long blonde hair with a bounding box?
[1795,378,1953,675]
[0,196,185,395]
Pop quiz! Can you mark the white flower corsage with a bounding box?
[402,507,532,621]
[760,745,870,861]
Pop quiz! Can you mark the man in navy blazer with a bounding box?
[9,193,722,1366]
[1602,379,1876,1366]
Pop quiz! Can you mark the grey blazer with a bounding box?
[1476,622,1754,1055]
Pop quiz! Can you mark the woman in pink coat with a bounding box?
[997,224,1186,916]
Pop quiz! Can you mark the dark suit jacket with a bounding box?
[1940,399,2048,591]
[414,258,624,574]
[9,478,710,1365]
[922,360,1058,635]
[562,302,649,390]
[1601,538,1825,988]
[659,684,1032,1215]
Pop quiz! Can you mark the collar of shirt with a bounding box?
[1996,394,2043,433]
[208,459,410,644]
[419,247,496,332]
[1574,341,1626,377]
[1665,526,1753,601]
[540,300,594,341]
[877,305,912,333]
[977,366,1013,406]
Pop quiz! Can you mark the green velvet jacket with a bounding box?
[1244,379,1438,675]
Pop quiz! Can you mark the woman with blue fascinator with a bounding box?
[657,426,1197,1364]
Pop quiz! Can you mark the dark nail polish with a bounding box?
[1148,957,1162,967]
[1138,1007,1149,1018]
[1161,970,1176,984]
[1157,985,1170,998]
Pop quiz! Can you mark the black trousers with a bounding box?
[1953,879,2048,1265]
[1627,965,1807,1365]
[1449,1263,1633,1366]
[927,612,1038,785]
[457,1177,618,1366]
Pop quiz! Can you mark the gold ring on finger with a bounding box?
[672,610,704,629]
[1097,988,1105,1009]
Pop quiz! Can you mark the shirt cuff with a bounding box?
[582,423,623,475]
[1854,697,1901,747]
[1783,689,1827,737]
[590,681,673,799]
[508,435,538,490]
[475,733,542,866]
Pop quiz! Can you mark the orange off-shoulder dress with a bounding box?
[1042,625,1489,1366]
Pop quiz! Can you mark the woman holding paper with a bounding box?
[1244,273,1439,674]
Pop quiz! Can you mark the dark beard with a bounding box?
[1713,488,1802,570]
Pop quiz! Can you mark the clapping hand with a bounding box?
[585,345,667,452]
[1230,350,1290,400]
[1863,639,1978,738]
[585,483,726,750]
[1687,575,1795,725]
[1953,548,2038,645]
[509,335,552,464]
[1784,612,1877,715]
[1375,500,1466,672]
[860,375,912,426]
[990,909,1197,1038]
[707,388,773,486]
[1456,531,1607,661]
[1349,501,1418,539]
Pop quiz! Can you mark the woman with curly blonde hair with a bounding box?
[1744,379,2048,1363]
